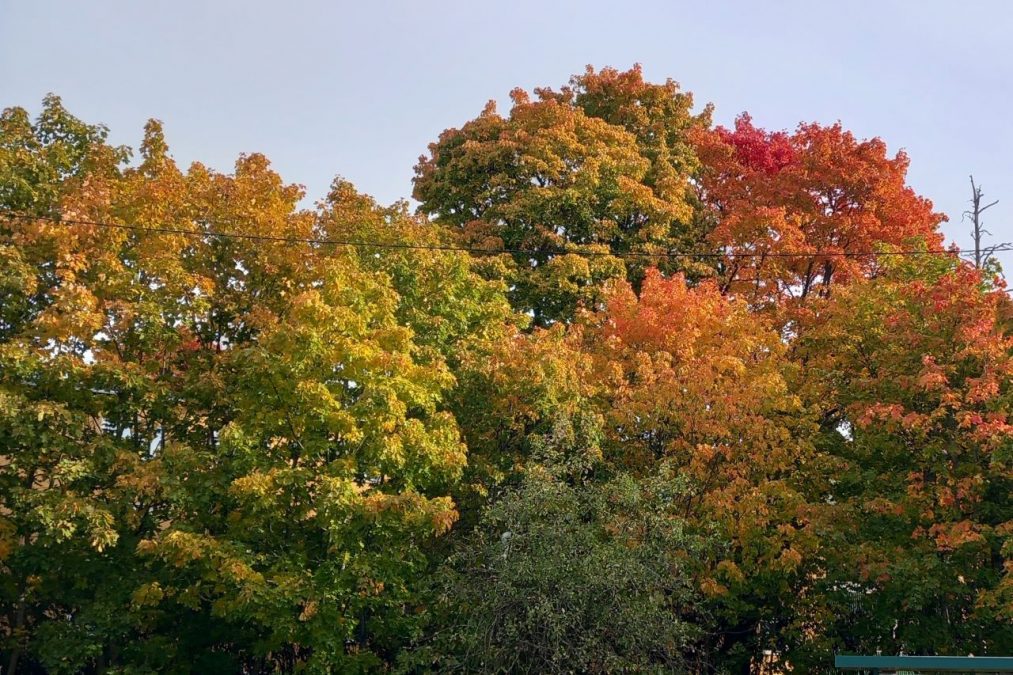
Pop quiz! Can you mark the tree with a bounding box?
[316,179,516,364]
[693,115,945,306]
[963,175,1005,275]
[413,66,713,326]
[0,94,126,218]
[5,72,1008,674]
[410,465,716,674]
[790,255,1013,665]
[577,270,823,670]
[0,107,512,672]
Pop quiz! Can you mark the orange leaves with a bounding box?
[694,114,945,305]
[360,491,459,536]
[575,267,817,594]
[928,520,986,552]
[794,255,1013,635]
[601,269,739,357]
[589,271,797,471]
[916,354,949,392]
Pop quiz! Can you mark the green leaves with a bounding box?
[0,101,512,672]
[412,467,715,674]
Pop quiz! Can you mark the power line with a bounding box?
[2,211,1008,261]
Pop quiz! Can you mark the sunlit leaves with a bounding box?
[694,114,946,307]
[414,66,713,325]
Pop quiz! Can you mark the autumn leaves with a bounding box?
[0,67,1011,672]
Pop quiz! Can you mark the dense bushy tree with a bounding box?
[413,65,713,325]
[0,108,510,672]
[408,464,717,674]
[787,256,1013,667]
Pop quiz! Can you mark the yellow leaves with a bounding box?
[299,600,318,622]
[90,525,118,553]
[359,491,459,536]
[229,471,275,500]
[140,530,207,567]
[714,354,747,378]
[136,538,158,556]
[699,576,728,597]
[224,559,264,587]
[777,547,803,572]
[113,452,164,501]
[0,517,15,560]
[132,582,165,607]
[716,559,745,584]
[34,281,103,345]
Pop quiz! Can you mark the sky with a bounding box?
[3,0,1013,269]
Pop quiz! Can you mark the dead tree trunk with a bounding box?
[964,175,1000,269]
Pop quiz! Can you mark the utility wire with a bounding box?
[3,212,1010,261]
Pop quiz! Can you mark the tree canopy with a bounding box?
[2,70,1011,673]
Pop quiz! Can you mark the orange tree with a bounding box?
[574,269,824,668]
[693,114,945,307]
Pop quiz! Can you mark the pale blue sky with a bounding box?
[3,0,1012,268]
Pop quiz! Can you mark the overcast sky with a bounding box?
[3,0,1012,269]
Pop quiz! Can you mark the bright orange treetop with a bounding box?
[694,115,945,305]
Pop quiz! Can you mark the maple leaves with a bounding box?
[694,114,945,304]
[414,66,713,325]
[792,257,1013,658]
[0,106,498,672]
[577,271,819,665]
[2,67,1013,673]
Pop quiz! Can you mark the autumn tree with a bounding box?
[316,178,515,364]
[693,114,945,306]
[572,270,823,670]
[0,94,126,218]
[789,255,1013,665]
[414,65,713,325]
[0,104,513,672]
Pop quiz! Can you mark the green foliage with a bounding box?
[788,258,1013,667]
[407,465,716,674]
[0,94,127,216]
[0,105,511,672]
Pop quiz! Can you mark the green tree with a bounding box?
[788,255,1013,668]
[410,464,717,674]
[0,94,126,217]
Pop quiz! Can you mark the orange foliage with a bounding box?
[694,115,945,305]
